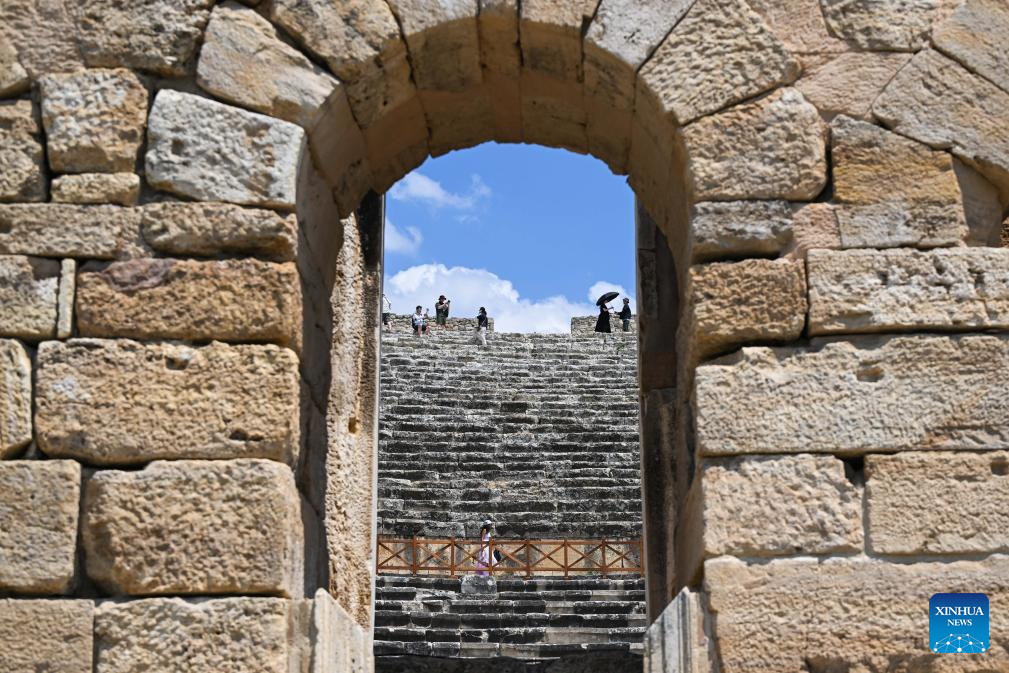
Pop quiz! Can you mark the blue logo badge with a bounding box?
[930,593,989,653]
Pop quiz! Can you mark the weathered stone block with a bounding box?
[683,88,827,201]
[637,0,798,125]
[75,0,215,76]
[867,451,1009,555]
[795,52,910,120]
[39,69,148,173]
[696,335,1009,456]
[95,598,295,673]
[0,339,31,458]
[57,259,74,339]
[520,0,597,81]
[0,599,93,673]
[0,99,44,202]
[479,1,522,143]
[51,173,140,206]
[0,461,80,594]
[311,589,373,673]
[145,90,305,210]
[744,0,847,55]
[831,115,967,249]
[820,0,947,50]
[197,2,338,128]
[0,38,28,97]
[934,0,1009,96]
[141,202,297,261]
[689,201,793,262]
[0,255,59,339]
[705,555,1009,672]
[0,204,144,259]
[76,258,301,346]
[84,460,302,596]
[0,0,85,80]
[688,259,807,359]
[387,0,481,92]
[700,455,862,557]
[808,248,1009,335]
[643,588,711,673]
[784,202,842,259]
[36,339,300,465]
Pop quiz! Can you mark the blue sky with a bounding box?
[383,143,636,332]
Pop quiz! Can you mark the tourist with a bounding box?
[618,298,632,332]
[476,519,495,576]
[595,302,613,343]
[382,294,392,331]
[474,307,488,346]
[435,295,451,328]
[411,305,428,335]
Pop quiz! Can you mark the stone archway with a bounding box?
[1,0,1009,672]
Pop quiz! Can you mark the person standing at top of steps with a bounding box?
[476,520,496,576]
[474,307,489,346]
[595,303,613,343]
[382,294,392,331]
[618,298,632,332]
[435,295,450,327]
[411,306,428,335]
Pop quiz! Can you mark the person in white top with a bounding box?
[476,519,495,576]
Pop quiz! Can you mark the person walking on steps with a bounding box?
[435,295,450,328]
[476,519,496,576]
[382,294,392,331]
[411,305,428,335]
[474,307,489,346]
[595,302,613,343]
[618,298,632,332]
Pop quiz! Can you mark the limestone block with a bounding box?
[0,599,93,673]
[76,258,301,346]
[57,259,74,339]
[820,0,947,50]
[36,339,300,465]
[0,204,144,259]
[695,334,1009,456]
[689,201,793,262]
[422,87,496,156]
[795,52,911,120]
[705,555,1009,672]
[39,69,148,174]
[643,588,711,673]
[0,255,59,339]
[146,90,305,210]
[479,1,523,143]
[387,0,481,92]
[84,460,302,596]
[0,339,31,458]
[783,202,842,258]
[51,173,140,206]
[683,88,827,201]
[873,49,1009,195]
[0,0,84,80]
[520,70,588,154]
[0,100,44,202]
[831,115,967,249]
[934,0,1009,96]
[95,598,294,673]
[311,589,373,673]
[700,455,862,557]
[956,160,1005,247]
[867,451,1009,555]
[520,0,598,81]
[744,0,848,55]
[638,0,799,125]
[306,88,375,215]
[688,258,807,359]
[75,0,215,76]
[269,0,415,129]
[141,202,297,261]
[0,38,29,97]
[0,461,80,593]
[197,2,338,128]
[809,248,1009,335]
[361,95,430,192]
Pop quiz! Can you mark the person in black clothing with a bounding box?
[474,307,489,346]
[595,303,613,344]
[618,298,632,332]
[435,295,450,327]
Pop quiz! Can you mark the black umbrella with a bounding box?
[596,291,619,306]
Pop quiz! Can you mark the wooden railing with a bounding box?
[376,536,643,577]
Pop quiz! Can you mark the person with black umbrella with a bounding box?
[595,291,618,343]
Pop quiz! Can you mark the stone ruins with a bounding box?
[0,0,1008,672]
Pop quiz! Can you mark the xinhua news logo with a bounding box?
[930,593,989,654]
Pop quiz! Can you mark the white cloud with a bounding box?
[383,264,634,333]
[384,219,423,255]
[388,171,491,210]
[587,280,635,309]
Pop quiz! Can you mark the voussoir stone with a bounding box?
[808,248,1009,335]
[934,0,1009,96]
[0,339,31,458]
[197,2,338,128]
[831,115,966,248]
[84,460,302,596]
[95,598,294,673]
[51,173,140,206]
[35,339,300,465]
[0,204,145,259]
[39,69,148,174]
[696,334,1009,456]
[75,0,216,77]
[638,0,799,125]
[0,461,80,594]
[795,52,911,120]
[76,258,301,346]
[683,88,827,201]
[141,202,297,261]
[705,555,1009,673]
[0,599,93,673]
[688,258,807,360]
[520,0,598,81]
[689,201,794,262]
[820,0,947,51]
[146,90,305,210]
[0,255,60,339]
[0,99,44,202]
[700,454,862,557]
[387,0,481,92]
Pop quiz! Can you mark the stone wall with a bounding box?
[385,313,495,332]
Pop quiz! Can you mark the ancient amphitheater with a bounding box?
[1,1,1009,672]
